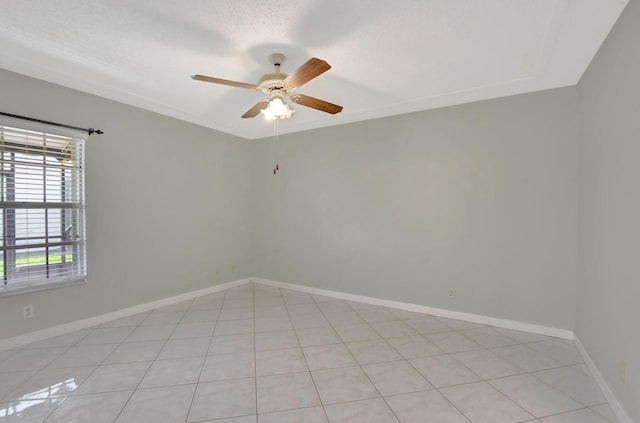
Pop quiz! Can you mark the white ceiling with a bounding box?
[0,0,628,140]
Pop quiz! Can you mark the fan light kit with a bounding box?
[191,53,343,120]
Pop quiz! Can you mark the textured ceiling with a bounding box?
[0,0,628,139]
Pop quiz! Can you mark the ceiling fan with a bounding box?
[191,53,343,120]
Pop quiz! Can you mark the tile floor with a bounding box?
[0,283,619,422]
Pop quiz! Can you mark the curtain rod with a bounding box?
[0,112,103,135]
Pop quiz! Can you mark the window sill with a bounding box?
[0,277,87,297]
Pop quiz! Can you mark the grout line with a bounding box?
[252,282,259,418]
[281,286,330,422]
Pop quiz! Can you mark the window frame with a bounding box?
[0,121,87,297]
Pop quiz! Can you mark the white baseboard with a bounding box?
[0,278,251,351]
[252,277,574,340]
[574,336,633,423]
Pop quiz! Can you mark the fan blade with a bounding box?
[284,58,331,88]
[291,94,343,114]
[241,99,270,118]
[191,74,260,90]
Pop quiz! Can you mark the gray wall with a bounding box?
[0,69,254,339]
[577,0,640,420]
[251,88,579,330]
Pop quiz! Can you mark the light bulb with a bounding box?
[260,96,295,120]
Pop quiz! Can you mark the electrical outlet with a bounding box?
[449,290,456,299]
[620,360,627,384]
[231,265,235,273]
[23,305,34,319]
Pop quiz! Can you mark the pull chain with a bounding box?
[273,118,280,174]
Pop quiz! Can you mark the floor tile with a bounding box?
[494,328,554,344]
[7,366,95,400]
[312,294,341,303]
[325,311,366,327]
[0,348,67,372]
[404,317,451,334]
[256,372,321,413]
[47,344,118,368]
[303,344,357,370]
[290,314,331,330]
[72,362,151,395]
[318,302,353,314]
[532,366,606,406]
[209,334,255,354]
[180,310,219,323]
[256,348,308,376]
[283,293,315,305]
[490,374,583,418]
[188,378,255,421]
[138,357,204,388]
[528,340,583,365]
[492,345,564,372]
[370,320,418,338]
[540,408,612,423]
[255,307,297,320]
[441,381,534,423]
[102,341,165,364]
[0,283,619,423]
[215,319,254,336]
[325,398,399,423]
[200,352,255,381]
[255,331,299,351]
[223,299,254,309]
[0,371,37,401]
[25,330,92,349]
[425,331,482,353]
[77,327,135,345]
[205,416,257,423]
[0,350,18,363]
[170,322,215,339]
[295,327,342,347]
[385,389,469,423]
[124,324,176,342]
[116,384,195,422]
[345,339,402,365]
[410,354,481,388]
[357,308,397,324]
[288,304,322,316]
[254,317,293,333]
[254,298,285,309]
[219,307,254,321]
[461,327,520,348]
[386,335,443,359]
[333,324,381,342]
[590,404,619,422]
[452,349,525,379]
[362,360,433,396]
[311,366,378,405]
[258,406,327,423]
[44,390,131,423]
[142,310,185,325]
[157,337,210,360]
[0,396,66,422]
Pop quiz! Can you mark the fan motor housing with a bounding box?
[259,72,290,94]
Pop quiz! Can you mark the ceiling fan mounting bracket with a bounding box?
[269,53,286,67]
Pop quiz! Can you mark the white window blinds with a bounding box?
[0,124,86,294]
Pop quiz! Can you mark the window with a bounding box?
[0,124,86,295]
